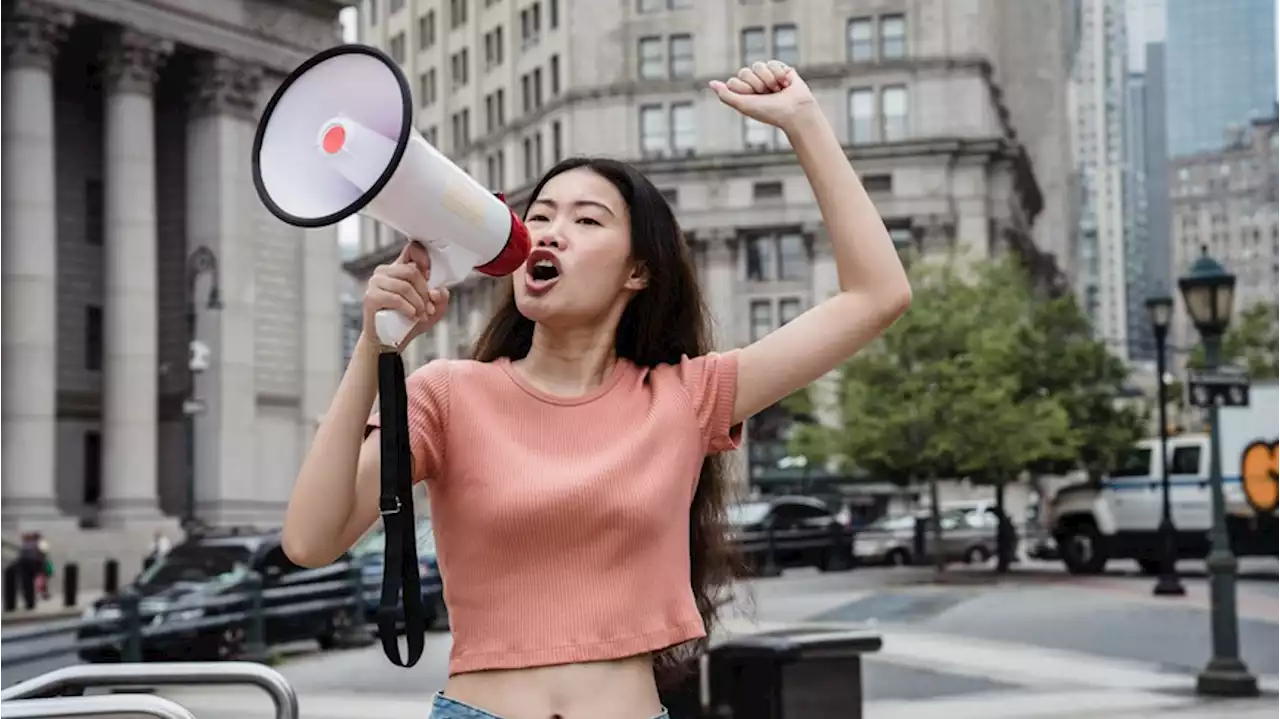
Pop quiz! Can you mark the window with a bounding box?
[423,125,438,145]
[747,233,805,281]
[848,88,874,143]
[552,120,563,162]
[752,181,783,202]
[1112,447,1151,477]
[670,103,695,154]
[521,73,531,112]
[389,0,404,13]
[741,27,767,65]
[485,93,496,132]
[487,153,499,189]
[744,117,773,147]
[550,54,560,95]
[82,431,101,506]
[779,298,802,324]
[450,49,469,89]
[451,110,471,153]
[670,0,692,7]
[772,24,797,66]
[640,104,666,156]
[750,300,773,341]
[847,18,872,62]
[880,14,905,58]
[425,69,437,105]
[450,0,468,28]
[659,187,678,205]
[523,136,535,181]
[418,11,435,49]
[639,36,663,79]
[85,179,103,245]
[549,0,559,28]
[532,67,543,108]
[534,131,544,175]
[881,85,907,141]
[778,234,806,279]
[493,26,504,65]
[669,34,694,78]
[495,88,505,125]
[85,305,103,371]
[419,72,430,106]
[1169,446,1202,475]
[638,0,663,12]
[862,173,891,193]
[389,32,406,64]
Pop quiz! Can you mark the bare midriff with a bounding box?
[442,653,663,719]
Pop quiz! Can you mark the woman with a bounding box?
[282,60,911,719]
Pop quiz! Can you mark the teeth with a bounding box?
[534,259,554,268]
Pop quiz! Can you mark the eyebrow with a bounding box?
[530,198,616,217]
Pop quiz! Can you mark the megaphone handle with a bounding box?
[374,309,416,349]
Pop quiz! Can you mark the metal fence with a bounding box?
[1,562,366,668]
[0,661,298,719]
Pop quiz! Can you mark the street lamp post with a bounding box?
[1144,295,1185,597]
[184,246,223,530]
[1177,248,1258,698]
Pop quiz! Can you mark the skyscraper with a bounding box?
[1165,0,1277,157]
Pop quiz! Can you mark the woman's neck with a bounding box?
[516,322,619,397]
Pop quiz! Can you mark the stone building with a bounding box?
[341,0,1073,489]
[1169,116,1279,360]
[1,0,348,564]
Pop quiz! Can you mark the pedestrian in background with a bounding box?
[282,60,911,719]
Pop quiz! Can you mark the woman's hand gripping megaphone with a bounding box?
[363,241,450,351]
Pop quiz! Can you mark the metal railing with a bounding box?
[1,662,298,719]
[1,562,367,668]
[0,694,198,719]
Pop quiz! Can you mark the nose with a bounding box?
[535,231,562,249]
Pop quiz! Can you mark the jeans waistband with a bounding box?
[428,692,669,719]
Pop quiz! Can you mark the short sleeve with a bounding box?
[366,360,452,483]
[677,350,743,455]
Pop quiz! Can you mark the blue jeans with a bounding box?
[428,692,669,718]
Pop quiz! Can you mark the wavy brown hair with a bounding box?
[471,157,740,685]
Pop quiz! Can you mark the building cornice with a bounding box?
[44,0,343,73]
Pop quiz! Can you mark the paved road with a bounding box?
[4,561,1275,718]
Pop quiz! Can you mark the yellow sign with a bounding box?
[1241,440,1279,514]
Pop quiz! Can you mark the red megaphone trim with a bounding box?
[476,192,532,277]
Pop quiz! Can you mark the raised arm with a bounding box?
[710,61,912,426]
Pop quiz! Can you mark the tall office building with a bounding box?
[1165,0,1277,158]
[344,0,1073,481]
[1070,0,1131,356]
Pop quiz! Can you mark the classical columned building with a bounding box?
[1,0,348,560]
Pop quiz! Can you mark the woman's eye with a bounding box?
[527,214,550,222]
[576,217,601,226]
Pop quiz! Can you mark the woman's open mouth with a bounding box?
[524,250,561,294]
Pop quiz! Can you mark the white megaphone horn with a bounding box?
[251,44,531,348]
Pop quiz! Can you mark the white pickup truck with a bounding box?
[1045,382,1278,574]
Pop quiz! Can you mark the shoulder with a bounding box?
[649,350,742,389]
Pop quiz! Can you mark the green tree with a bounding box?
[1186,300,1279,380]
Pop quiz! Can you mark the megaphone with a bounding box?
[251,44,531,347]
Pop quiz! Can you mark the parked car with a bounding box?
[855,509,1005,566]
[727,496,854,575]
[77,526,358,662]
[352,517,447,632]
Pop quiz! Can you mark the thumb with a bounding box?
[709,80,748,111]
[398,239,432,278]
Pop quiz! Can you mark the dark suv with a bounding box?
[728,496,855,575]
[77,527,359,662]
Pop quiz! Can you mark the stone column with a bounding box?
[98,28,173,524]
[1,1,74,525]
[186,53,262,523]
[703,229,738,350]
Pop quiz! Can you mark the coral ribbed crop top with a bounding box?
[366,351,742,676]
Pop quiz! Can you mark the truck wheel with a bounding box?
[886,548,911,567]
[1058,522,1108,575]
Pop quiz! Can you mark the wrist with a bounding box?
[780,101,826,139]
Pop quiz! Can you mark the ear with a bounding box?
[624,261,649,291]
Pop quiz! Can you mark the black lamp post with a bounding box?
[1177,248,1258,698]
[184,246,223,529]
[1145,295,1185,597]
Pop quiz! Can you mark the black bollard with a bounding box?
[103,558,119,595]
[3,564,17,612]
[64,562,79,608]
[119,587,142,663]
[244,571,268,661]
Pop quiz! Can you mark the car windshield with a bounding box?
[138,544,252,586]
[352,520,436,557]
[726,502,772,526]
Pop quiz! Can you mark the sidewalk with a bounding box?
[1,591,102,628]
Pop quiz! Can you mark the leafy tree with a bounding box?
[1186,300,1279,380]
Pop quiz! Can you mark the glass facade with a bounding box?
[1165,0,1277,157]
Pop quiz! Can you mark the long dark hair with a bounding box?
[472,157,739,685]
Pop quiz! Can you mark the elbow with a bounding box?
[281,526,335,569]
[879,280,913,326]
